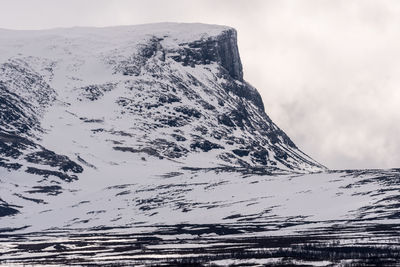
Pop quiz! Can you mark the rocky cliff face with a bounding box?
[175,28,243,81]
[164,28,265,111]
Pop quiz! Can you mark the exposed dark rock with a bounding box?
[25,149,83,173]
[171,134,187,142]
[157,116,187,127]
[199,100,216,110]
[25,185,63,196]
[14,193,47,204]
[158,94,181,104]
[114,146,162,159]
[218,114,235,128]
[173,106,201,118]
[251,150,269,165]
[80,117,104,123]
[194,126,208,135]
[0,157,22,170]
[222,80,265,112]
[0,82,37,134]
[274,148,289,161]
[0,132,36,159]
[0,199,20,217]
[232,149,250,157]
[190,140,224,152]
[26,167,78,182]
[0,205,19,217]
[79,83,115,101]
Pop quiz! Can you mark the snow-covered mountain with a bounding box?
[0,23,324,219]
[0,23,323,177]
[0,23,399,266]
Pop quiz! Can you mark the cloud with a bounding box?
[240,1,400,169]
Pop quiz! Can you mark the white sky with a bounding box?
[1,0,399,170]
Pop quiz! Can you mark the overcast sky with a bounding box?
[1,0,399,170]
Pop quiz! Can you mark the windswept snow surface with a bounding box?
[0,23,399,266]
